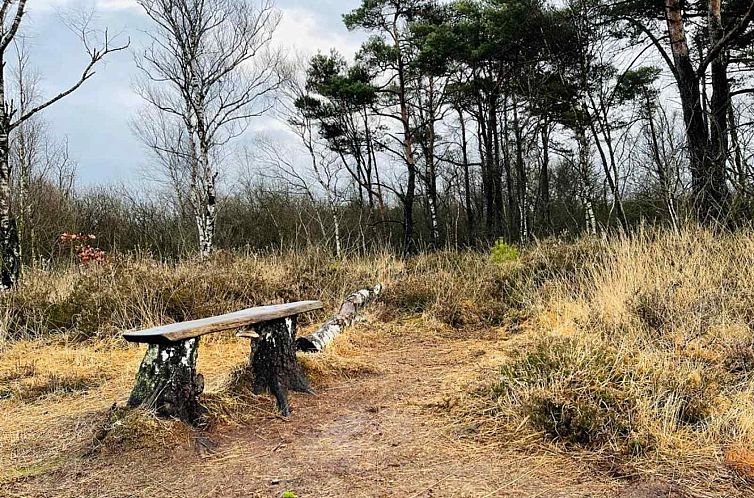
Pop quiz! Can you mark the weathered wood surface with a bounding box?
[127,338,205,423]
[123,301,323,343]
[295,284,382,353]
[125,301,323,420]
[248,317,313,416]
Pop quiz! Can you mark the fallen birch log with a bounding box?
[295,284,383,353]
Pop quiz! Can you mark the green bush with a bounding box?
[490,239,520,263]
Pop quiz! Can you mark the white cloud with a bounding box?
[97,0,140,11]
[30,0,140,13]
[273,6,363,59]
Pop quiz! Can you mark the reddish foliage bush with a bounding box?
[59,233,106,265]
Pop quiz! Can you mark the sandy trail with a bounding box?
[1,320,656,497]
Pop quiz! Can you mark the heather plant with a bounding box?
[468,229,754,471]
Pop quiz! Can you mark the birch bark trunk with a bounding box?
[539,123,552,233]
[127,338,205,424]
[296,284,382,353]
[0,61,20,289]
[330,200,342,258]
[250,317,313,417]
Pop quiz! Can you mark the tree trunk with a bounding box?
[664,0,726,222]
[457,106,475,243]
[127,338,205,424]
[330,200,342,258]
[707,0,731,220]
[479,104,495,239]
[195,171,217,259]
[0,49,18,290]
[0,130,20,290]
[576,123,597,236]
[512,97,528,243]
[393,23,416,255]
[500,96,516,241]
[424,77,440,248]
[296,284,382,353]
[250,317,312,417]
[539,122,552,233]
[496,101,509,241]
[426,148,439,249]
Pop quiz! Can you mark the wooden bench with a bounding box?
[123,301,323,422]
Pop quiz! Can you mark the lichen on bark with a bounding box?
[250,317,312,417]
[127,337,205,424]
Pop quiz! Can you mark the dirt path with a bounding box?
[3,320,658,497]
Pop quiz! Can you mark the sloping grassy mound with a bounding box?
[473,229,754,475]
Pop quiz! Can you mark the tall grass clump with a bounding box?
[0,237,609,344]
[479,228,754,470]
[0,249,397,342]
[0,246,532,343]
[380,250,527,328]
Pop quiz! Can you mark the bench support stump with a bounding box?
[250,317,312,416]
[127,338,205,423]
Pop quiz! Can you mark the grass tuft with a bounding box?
[462,228,754,474]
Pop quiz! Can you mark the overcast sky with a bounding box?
[20,0,366,188]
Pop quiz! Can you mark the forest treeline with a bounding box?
[3,0,754,284]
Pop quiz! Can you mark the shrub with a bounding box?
[490,239,519,263]
[494,336,646,452]
[472,228,754,465]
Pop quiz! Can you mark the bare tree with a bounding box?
[8,39,78,267]
[134,0,281,258]
[0,6,127,289]
[253,137,345,257]
[274,59,349,256]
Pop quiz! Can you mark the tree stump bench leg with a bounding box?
[249,317,313,417]
[127,338,205,424]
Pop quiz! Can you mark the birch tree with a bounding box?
[0,7,126,289]
[135,0,281,258]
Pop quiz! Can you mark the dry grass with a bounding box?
[454,228,754,490]
[2,230,754,495]
[0,249,398,344]
[297,323,384,383]
[0,247,524,346]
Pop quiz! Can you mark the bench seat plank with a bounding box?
[123,301,323,343]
